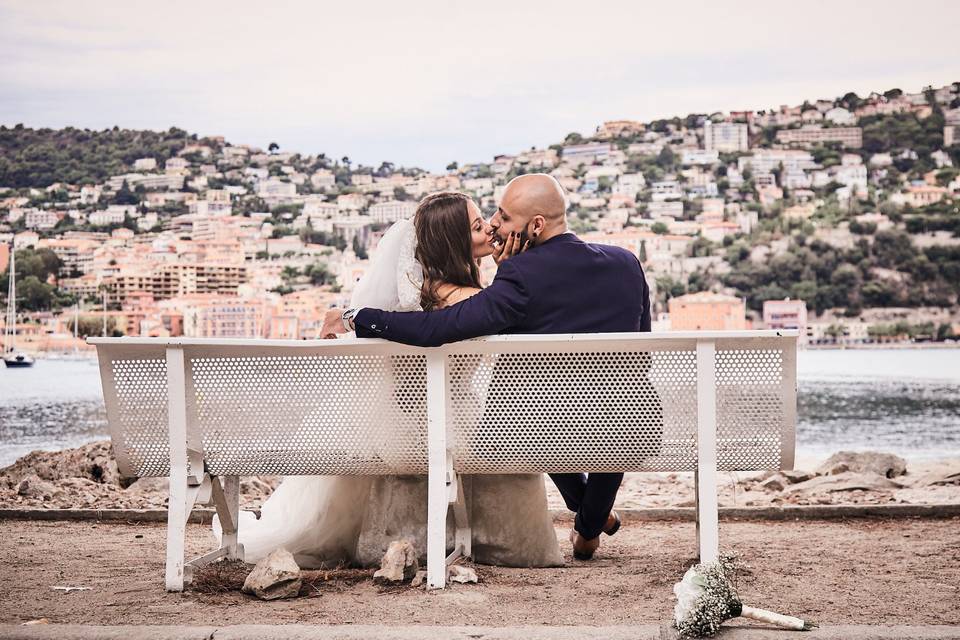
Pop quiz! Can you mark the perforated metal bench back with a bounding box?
[93,334,796,478]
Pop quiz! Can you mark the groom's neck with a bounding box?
[535,223,568,246]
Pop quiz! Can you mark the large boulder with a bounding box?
[816,451,907,479]
[241,548,302,600]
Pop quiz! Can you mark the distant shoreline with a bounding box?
[805,342,960,350]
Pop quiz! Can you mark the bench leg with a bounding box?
[446,471,471,564]
[427,460,448,589]
[696,339,720,564]
[165,469,202,592]
[425,352,448,590]
[694,469,700,554]
[695,468,719,563]
[209,475,244,562]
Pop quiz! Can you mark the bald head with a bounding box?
[501,173,568,225]
[489,173,569,248]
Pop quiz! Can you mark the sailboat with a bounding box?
[3,244,35,368]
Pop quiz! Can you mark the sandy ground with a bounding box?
[1,515,958,627]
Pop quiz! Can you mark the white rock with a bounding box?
[241,548,302,600]
[447,565,478,584]
[372,539,418,584]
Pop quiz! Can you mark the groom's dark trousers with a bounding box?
[355,232,654,540]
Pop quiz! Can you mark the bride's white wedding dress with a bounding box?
[214,219,562,568]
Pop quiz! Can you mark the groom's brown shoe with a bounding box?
[569,529,600,561]
[603,510,622,536]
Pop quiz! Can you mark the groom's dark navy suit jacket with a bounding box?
[354,231,655,540]
[353,232,650,344]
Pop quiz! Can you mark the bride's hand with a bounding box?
[493,231,530,266]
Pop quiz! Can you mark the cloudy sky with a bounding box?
[1,1,958,171]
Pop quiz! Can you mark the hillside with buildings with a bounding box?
[1,82,959,351]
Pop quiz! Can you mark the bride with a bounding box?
[215,191,562,569]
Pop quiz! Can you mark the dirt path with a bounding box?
[1,516,958,627]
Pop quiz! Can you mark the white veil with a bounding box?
[213,217,424,568]
[350,217,423,311]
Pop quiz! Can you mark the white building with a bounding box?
[462,178,494,196]
[337,193,366,212]
[650,180,682,201]
[834,164,868,195]
[165,157,189,172]
[79,185,102,205]
[562,143,613,163]
[88,209,127,226]
[134,158,158,171]
[738,150,816,174]
[303,199,339,219]
[613,173,646,198]
[258,178,297,198]
[24,209,59,229]
[310,170,337,189]
[703,122,749,153]
[682,149,720,165]
[369,200,418,224]
[647,200,684,218]
[825,107,856,126]
[107,173,184,191]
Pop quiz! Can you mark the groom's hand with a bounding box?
[493,231,531,266]
[321,308,348,339]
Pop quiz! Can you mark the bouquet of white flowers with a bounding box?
[673,555,817,638]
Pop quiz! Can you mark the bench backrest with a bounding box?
[90,331,797,478]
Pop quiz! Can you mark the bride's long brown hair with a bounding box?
[413,191,483,311]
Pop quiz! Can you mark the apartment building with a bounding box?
[369,200,417,224]
[775,125,863,149]
[668,291,746,330]
[703,122,749,152]
[763,299,808,345]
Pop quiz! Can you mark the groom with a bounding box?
[322,173,652,559]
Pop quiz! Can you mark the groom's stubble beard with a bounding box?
[493,223,531,248]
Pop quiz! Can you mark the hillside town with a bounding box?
[2,83,959,353]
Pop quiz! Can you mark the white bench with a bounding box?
[88,330,798,591]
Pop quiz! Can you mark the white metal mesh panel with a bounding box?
[108,357,170,477]
[447,349,696,473]
[94,335,795,479]
[191,353,429,475]
[715,348,786,470]
[448,344,791,473]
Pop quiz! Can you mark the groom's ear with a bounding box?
[531,215,546,235]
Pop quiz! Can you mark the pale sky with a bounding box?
[1,0,958,171]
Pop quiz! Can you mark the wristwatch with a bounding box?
[341,308,360,331]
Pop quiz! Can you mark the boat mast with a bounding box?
[74,301,80,355]
[4,245,15,354]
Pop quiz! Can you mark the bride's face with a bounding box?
[467,200,494,259]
